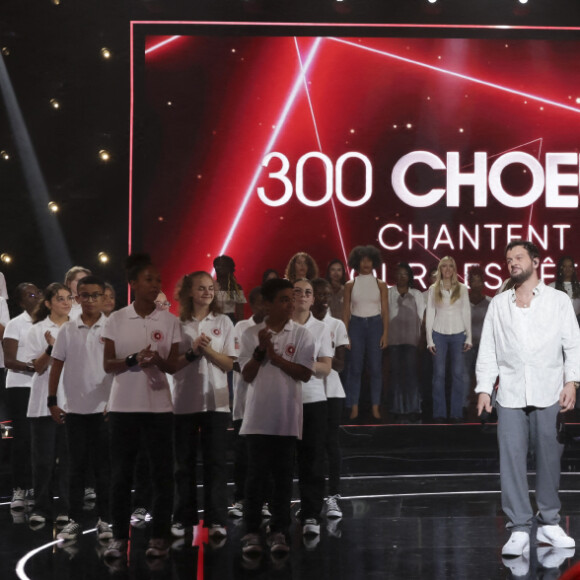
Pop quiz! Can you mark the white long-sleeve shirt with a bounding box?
[475,281,580,408]
[425,283,472,348]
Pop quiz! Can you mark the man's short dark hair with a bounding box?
[77,275,106,292]
[261,278,293,302]
[505,240,541,262]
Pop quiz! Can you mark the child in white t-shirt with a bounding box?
[239,279,315,556]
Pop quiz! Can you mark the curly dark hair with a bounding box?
[467,266,485,286]
[125,253,153,283]
[285,252,319,283]
[347,245,382,271]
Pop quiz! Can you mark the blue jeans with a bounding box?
[431,331,466,419]
[346,314,383,406]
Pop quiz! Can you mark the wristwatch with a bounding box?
[574,382,580,390]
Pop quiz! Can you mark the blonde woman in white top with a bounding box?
[426,256,472,422]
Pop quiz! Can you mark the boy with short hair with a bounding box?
[239,278,315,556]
[48,275,113,542]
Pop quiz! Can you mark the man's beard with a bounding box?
[510,264,533,284]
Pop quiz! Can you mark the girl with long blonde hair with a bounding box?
[425,257,472,422]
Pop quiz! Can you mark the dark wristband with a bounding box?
[125,353,139,367]
[253,346,266,363]
[185,349,198,363]
[47,395,57,408]
[45,345,53,356]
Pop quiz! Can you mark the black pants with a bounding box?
[30,416,69,518]
[326,398,344,496]
[244,434,296,534]
[66,412,110,522]
[232,419,247,503]
[108,412,173,539]
[6,387,32,489]
[173,411,229,527]
[297,401,328,522]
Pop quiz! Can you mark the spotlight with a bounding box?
[100,47,112,60]
[1,47,10,57]
[99,149,111,162]
[51,0,61,4]
[518,0,529,3]
[1,253,13,264]
[49,98,60,109]
[48,201,60,213]
[98,252,110,264]
[0,150,9,160]
[427,0,438,3]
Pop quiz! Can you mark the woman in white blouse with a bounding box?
[426,256,472,422]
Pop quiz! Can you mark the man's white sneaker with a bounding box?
[537,546,575,568]
[537,525,575,548]
[325,495,342,518]
[501,531,530,557]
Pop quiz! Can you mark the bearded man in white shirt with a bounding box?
[476,240,580,558]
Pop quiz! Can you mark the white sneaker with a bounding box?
[228,502,243,518]
[57,520,81,541]
[208,524,227,539]
[502,553,529,575]
[501,531,530,557]
[10,488,26,510]
[537,546,575,568]
[171,522,187,538]
[96,519,113,540]
[261,503,272,518]
[325,495,342,518]
[302,518,320,536]
[537,525,575,548]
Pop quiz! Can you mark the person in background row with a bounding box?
[387,263,425,424]
[343,245,388,421]
[262,269,279,284]
[292,278,333,541]
[550,255,580,316]
[476,240,580,557]
[3,283,41,511]
[228,287,267,519]
[64,266,92,317]
[463,267,491,414]
[102,253,181,560]
[47,275,113,543]
[24,283,72,527]
[214,255,246,323]
[171,271,235,543]
[285,252,319,284]
[325,259,347,320]
[426,256,472,423]
[102,283,116,316]
[0,270,7,299]
[310,278,349,521]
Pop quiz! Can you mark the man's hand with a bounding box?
[477,393,492,416]
[559,382,576,412]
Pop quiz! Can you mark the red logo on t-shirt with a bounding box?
[212,328,221,337]
[285,344,296,356]
[234,337,240,350]
[99,336,105,344]
[151,330,164,342]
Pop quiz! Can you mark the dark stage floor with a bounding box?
[3,424,580,579]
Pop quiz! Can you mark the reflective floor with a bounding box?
[3,472,580,580]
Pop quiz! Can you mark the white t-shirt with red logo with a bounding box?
[239,319,315,438]
[102,303,182,413]
[232,316,257,421]
[322,311,350,399]
[172,312,236,414]
[52,312,112,414]
[301,314,334,404]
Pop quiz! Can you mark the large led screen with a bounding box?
[132,24,580,298]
